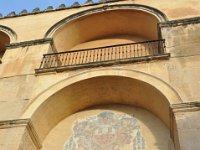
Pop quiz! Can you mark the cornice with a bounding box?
[171,101,200,113]
[6,38,53,49]
[159,16,200,28]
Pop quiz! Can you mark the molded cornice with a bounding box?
[171,101,200,113]
[6,38,52,49]
[159,16,200,27]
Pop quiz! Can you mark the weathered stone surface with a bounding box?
[0,0,200,149]
[174,110,200,150]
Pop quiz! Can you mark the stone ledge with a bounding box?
[0,119,42,149]
[159,16,200,28]
[6,38,53,49]
[171,102,200,113]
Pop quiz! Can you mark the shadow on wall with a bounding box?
[0,31,10,61]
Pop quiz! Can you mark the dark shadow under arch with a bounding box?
[0,25,17,43]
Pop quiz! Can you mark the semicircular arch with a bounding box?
[22,68,181,119]
[21,68,181,142]
[0,25,17,43]
[45,4,168,38]
[44,4,168,52]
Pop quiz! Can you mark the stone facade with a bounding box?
[0,0,200,149]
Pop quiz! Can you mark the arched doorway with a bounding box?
[22,68,181,149]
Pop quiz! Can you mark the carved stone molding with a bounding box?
[6,38,53,49]
[171,101,200,113]
[159,16,200,28]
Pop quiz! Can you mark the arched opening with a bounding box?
[0,25,17,62]
[36,5,169,73]
[22,69,180,149]
[0,31,10,62]
[36,4,170,73]
[45,4,167,52]
[53,9,160,51]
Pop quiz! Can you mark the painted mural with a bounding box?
[64,112,145,150]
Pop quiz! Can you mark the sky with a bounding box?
[0,0,98,16]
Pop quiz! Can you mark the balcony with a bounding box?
[35,39,170,73]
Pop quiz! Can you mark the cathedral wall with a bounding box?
[0,0,199,149]
[0,0,199,42]
[0,54,200,119]
[0,127,23,149]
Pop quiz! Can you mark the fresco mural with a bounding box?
[64,111,145,150]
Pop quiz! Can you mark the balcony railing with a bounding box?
[35,39,169,73]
